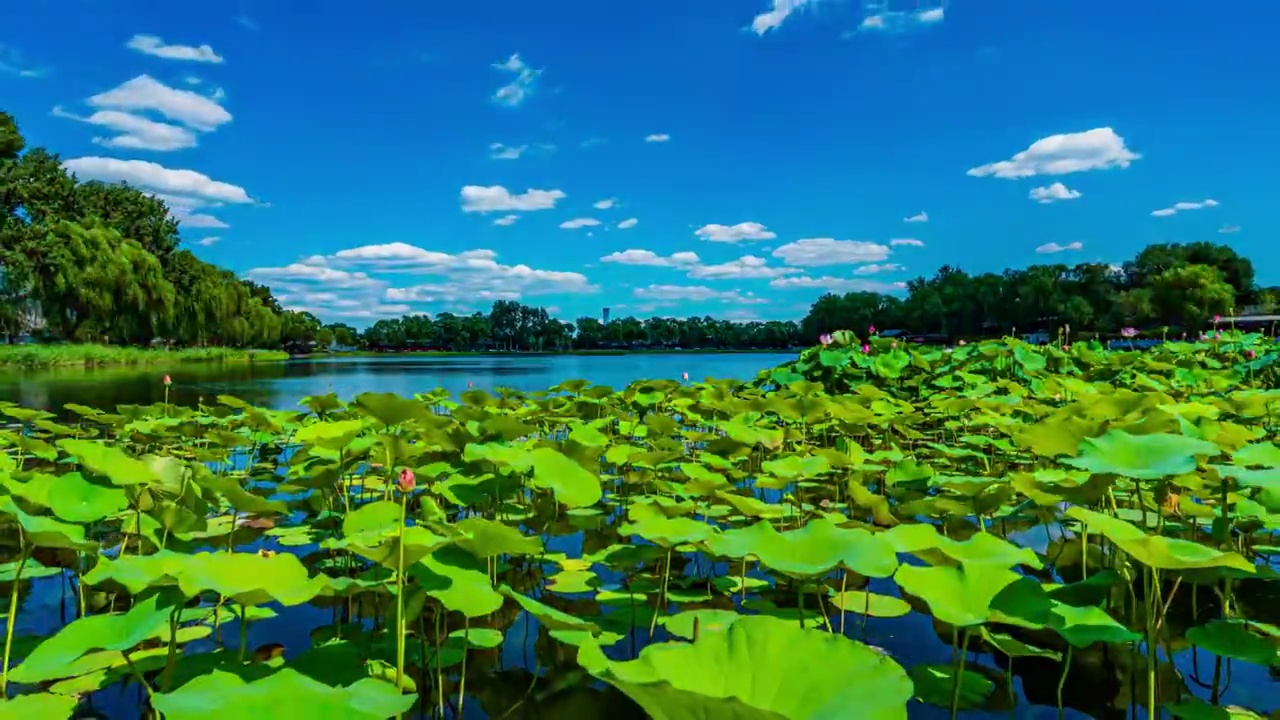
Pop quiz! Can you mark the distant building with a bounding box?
[602,307,611,324]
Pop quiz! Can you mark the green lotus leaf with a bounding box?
[830,590,912,617]
[529,446,603,509]
[451,517,544,558]
[1186,619,1280,666]
[908,663,995,710]
[56,438,160,485]
[883,522,1043,569]
[352,391,432,427]
[702,516,898,578]
[1063,430,1221,479]
[10,590,181,684]
[1065,506,1255,572]
[83,550,331,606]
[1166,697,1269,719]
[893,563,1027,627]
[0,497,96,551]
[577,614,913,719]
[0,692,80,719]
[293,419,366,448]
[149,668,415,719]
[5,471,128,523]
[410,546,504,618]
[1048,603,1140,647]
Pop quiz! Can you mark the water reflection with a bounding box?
[0,353,797,414]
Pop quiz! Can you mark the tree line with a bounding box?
[2,108,1272,355]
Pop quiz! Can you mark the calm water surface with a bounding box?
[0,353,795,413]
[1,354,1273,718]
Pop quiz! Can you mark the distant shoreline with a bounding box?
[0,344,291,370]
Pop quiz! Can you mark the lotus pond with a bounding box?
[0,333,1277,719]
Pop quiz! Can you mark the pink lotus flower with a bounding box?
[819,333,833,346]
[681,371,689,382]
[1120,327,1138,338]
[163,375,172,386]
[1213,314,1222,323]
[1214,332,1221,340]
[467,381,473,388]
[861,344,871,353]
[868,324,877,334]
[398,467,416,493]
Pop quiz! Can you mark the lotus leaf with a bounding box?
[149,668,415,719]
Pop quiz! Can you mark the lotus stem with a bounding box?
[1,544,27,697]
[1056,645,1072,720]
[394,491,408,713]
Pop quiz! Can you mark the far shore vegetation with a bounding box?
[0,344,290,369]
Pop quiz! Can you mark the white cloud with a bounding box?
[617,217,638,229]
[492,54,539,107]
[1035,241,1084,254]
[770,276,907,293]
[488,143,526,160]
[193,236,221,246]
[493,214,519,226]
[560,217,601,229]
[0,44,46,78]
[1029,182,1083,204]
[634,285,767,305]
[858,5,946,33]
[593,198,616,210]
[890,238,924,247]
[967,128,1140,179]
[460,185,565,213]
[52,106,197,152]
[904,211,928,223]
[772,238,891,267]
[148,193,227,228]
[247,243,598,319]
[687,255,798,280]
[1150,198,1220,217]
[1218,224,1241,234]
[88,75,232,132]
[63,157,253,204]
[601,249,700,267]
[694,221,776,243]
[125,35,224,63]
[644,133,671,143]
[750,0,815,34]
[853,263,903,275]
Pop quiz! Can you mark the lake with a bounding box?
[0,352,797,414]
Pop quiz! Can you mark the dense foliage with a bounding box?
[0,335,1276,719]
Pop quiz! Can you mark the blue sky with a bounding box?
[4,1,1278,327]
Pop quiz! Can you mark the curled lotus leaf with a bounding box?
[702,516,898,578]
[883,522,1043,569]
[0,496,96,551]
[1065,506,1255,572]
[149,668,415,719]
[577,614,913,719]
[55,438,160,485]
[83,550,332,606]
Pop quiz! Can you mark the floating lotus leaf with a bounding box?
[1186,619,1280,666]
[578,615,913,719]
[702,516,898,578]
[149,668,415,719]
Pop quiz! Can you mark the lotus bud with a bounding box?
[163,375,172,386]
[398,467,416,493]
[868,324,876,334]
[681,371,689,382]
[819,333,833,346]
[957,339,967,346]
[1246,349,1256,359]
[861,344,870,353]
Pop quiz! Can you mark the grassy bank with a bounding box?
[0,344,291,369]
[299,347,798,359]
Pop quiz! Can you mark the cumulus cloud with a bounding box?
[694,222,776,243]
[634,284,767,305]
[772,238,891,267]
[493,215,519,226]
[88,75,232,132]
[460,185,565,213]
[488,143,525,160]
[193,236,220,246]
[63,157,253,204]
[904,211,928,223]
[52,106,197,152]
[492,54,539,107]
[560,217,601,229]
[770,276,907,293]
[246,242,598,319]
[617,217,638,229]
[1035,241,1084,254]
[593,198,616,210]
[125,35,224,63]
[687,255,798,280]
[601,249,700,267]
[644,133,670,143]
[148,193,229,228]
[1150,198,1219,217]
[967,128,1140,179]
[1029,182,1082,204]
[890,238,924,247]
